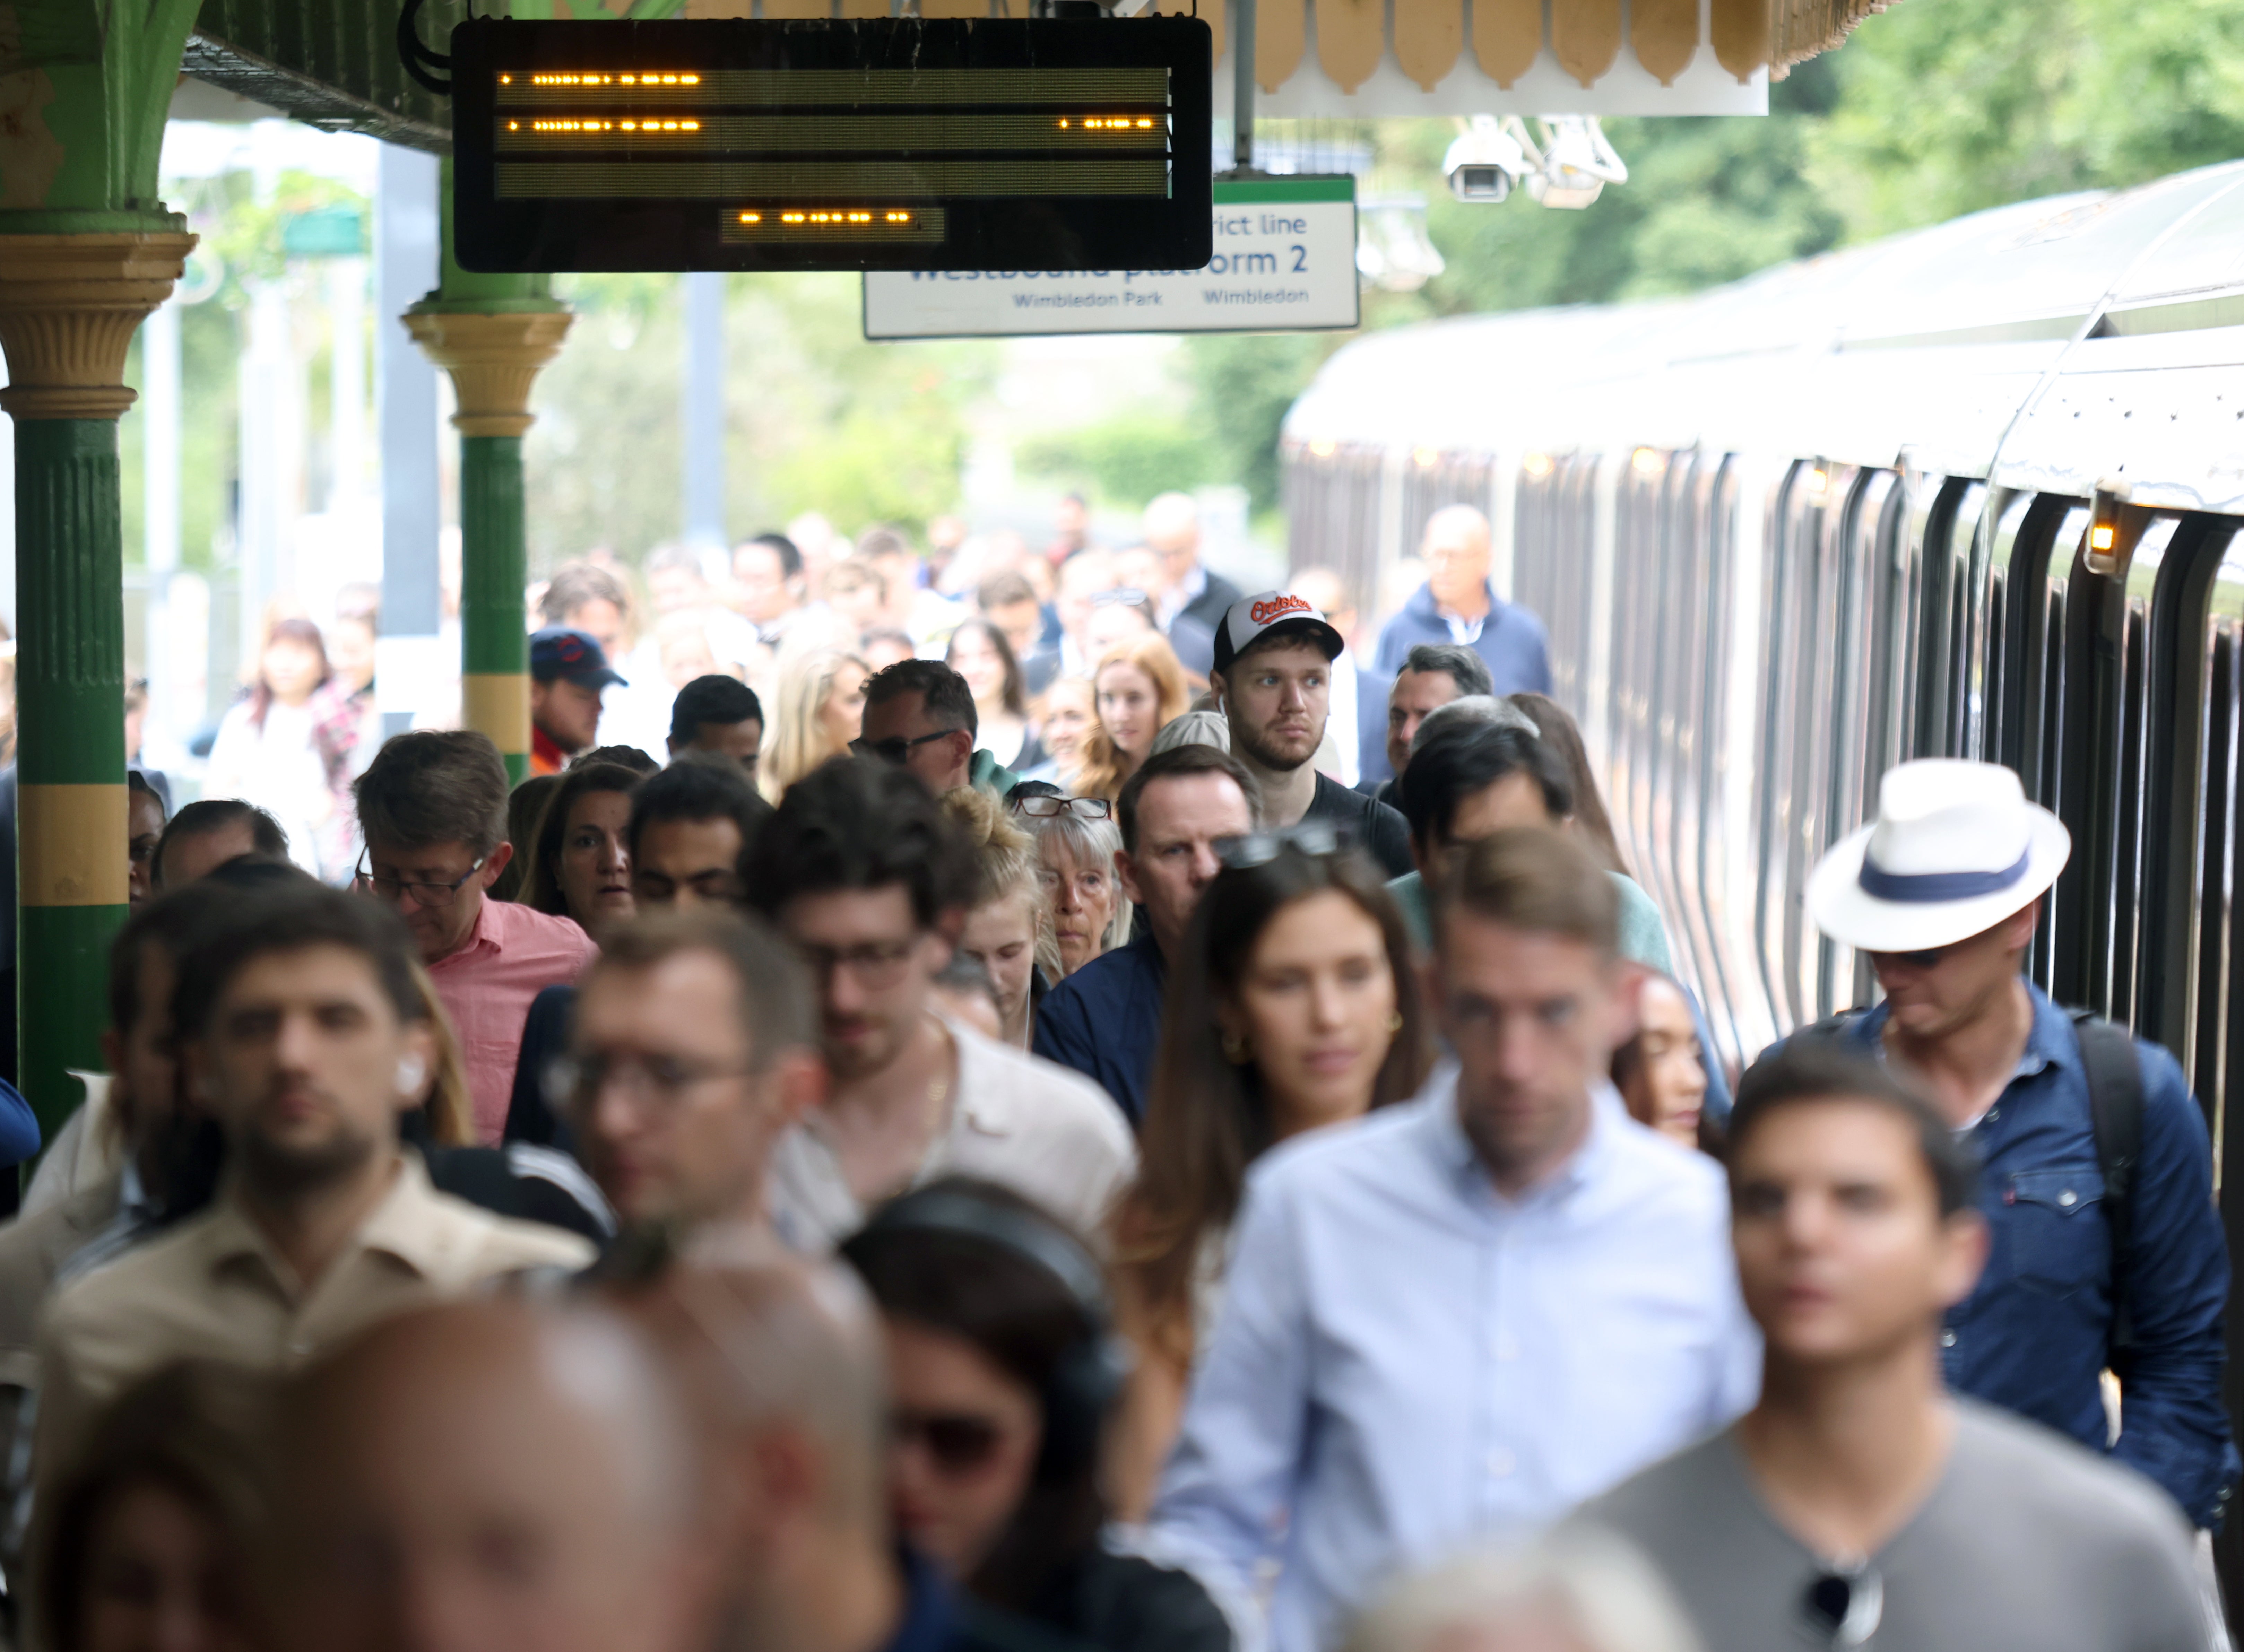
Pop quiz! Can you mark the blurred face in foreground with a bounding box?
[571,947,815,1230]
[1730,1099,1985,1368]
[276,1309,710,1652]
[781,884,947,1084]
[77,1478,249,1652]
[1438,912,1628,1194]
[188,943,430,1199]
[882,1318,1041,1580]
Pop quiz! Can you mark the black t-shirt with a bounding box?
[1029,1546,1235,1652]
[1303,771,1414,879]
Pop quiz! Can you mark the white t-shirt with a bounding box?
[766,1013,1136,1252]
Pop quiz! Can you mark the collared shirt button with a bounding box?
[1986,1106,2000,1122]
[2059,1190,2077,1207]
[1940,1328,1958,1348]
[1486,1448,1515,1477]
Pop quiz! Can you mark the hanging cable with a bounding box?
[398,0,453,97]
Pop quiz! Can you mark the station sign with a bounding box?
[861,175,1357,338]
[450,16,1213,273]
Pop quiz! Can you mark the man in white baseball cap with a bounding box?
[1210,591,1412,878]
[1802,757,2236,1532]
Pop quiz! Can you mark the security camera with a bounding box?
[1443,116,1534,204]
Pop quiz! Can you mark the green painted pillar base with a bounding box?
[462,433,530,781]
[14,418,129,1142]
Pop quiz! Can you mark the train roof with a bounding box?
[1285,159,2244,511]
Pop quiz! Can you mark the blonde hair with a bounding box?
[1343,1533,1702,1652]
[940,787,1056,975]
[765,647,868,801]
[408,962,475,1147]
[1075,634,1192,805]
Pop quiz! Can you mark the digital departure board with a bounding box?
[450,17,1213,273]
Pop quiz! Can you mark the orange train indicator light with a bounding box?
[451,17,1212,273]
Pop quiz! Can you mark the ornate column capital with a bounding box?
[403,308,575,438]
[0,232,197,420]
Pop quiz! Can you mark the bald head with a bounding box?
[274,1301,709,1652]
[1144,491,1203,586]
[636,1259,889,1531]
[1422,506,1494,613]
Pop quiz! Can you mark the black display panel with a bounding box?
[450,16,1212,272]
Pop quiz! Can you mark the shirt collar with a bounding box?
[1855,979,2070,1085]
[203,1152,450,1293]
[1424,1063,1621,1210]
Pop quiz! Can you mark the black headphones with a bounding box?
[856,1184,1133,1480]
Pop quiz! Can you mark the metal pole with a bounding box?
[376,144,443,740]
[1233,0,1255,171]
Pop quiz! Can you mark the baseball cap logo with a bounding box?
[1250,594,1313,625]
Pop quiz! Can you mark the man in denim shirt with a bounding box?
[1804,758,2239,1528]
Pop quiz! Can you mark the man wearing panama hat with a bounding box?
[1802,758,2237,1530]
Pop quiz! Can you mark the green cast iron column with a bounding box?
[406,163,571,779]
[461,434,530,783]
[0,232,193,1139]
[15,420,127,1133]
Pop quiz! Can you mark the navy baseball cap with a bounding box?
[531,627,626,689]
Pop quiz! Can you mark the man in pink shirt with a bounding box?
[353,731,596,1142]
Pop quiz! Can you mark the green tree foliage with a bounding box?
[526,271,995,566]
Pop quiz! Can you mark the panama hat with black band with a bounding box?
[1805,758,2071,957]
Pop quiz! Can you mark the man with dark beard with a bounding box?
[30,882,592,1482]
[1210,593,1412,878]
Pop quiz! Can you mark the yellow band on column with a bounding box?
[464,672,532,756]
[20,783,128,906]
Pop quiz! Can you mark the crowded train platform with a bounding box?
[4,0,2244,1647]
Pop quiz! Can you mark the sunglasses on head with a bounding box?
[1802,1562,1882,1647]
[891,1409,1008,1475]
[1214,818,1345,870]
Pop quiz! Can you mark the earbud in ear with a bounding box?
[396,1055,428,1096]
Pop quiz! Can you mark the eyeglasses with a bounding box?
[355,856,487,907]
[546,1051,758,1111]
[1213,818,1345,870]
[1801,1562,1882,1647]
[851,729,959,766]
[1011,795,1112,822]
[796,938,918,990]
[891,1408,1010,1475]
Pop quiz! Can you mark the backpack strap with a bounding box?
[2070,1010,2144,1368]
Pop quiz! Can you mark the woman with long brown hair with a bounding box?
[1110,833,1432,1517]
[1073,633,1191,805]
[514,760,643,943]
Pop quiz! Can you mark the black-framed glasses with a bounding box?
[1011,795,1112,822]
[796,938,918,990]
[1214,818,1345,870]
[1801,1562,1882,1647]
[891,1408,1010,1475]
[545,1051,758,1111]
[355,856,486,907]
[851,729,958,766]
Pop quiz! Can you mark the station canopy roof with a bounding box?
[182,0,1881,148]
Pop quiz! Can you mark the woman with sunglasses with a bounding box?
[842,1179,1237,1652]
[1008,786,1130,977]
[1110,834,1432,1518]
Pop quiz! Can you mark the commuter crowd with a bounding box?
[0,493,2234,1652]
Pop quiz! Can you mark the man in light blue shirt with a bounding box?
[1151,826,1758,1652]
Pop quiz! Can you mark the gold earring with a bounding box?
[1221,1031,1252,1064]
[1386,1011,1404,1033]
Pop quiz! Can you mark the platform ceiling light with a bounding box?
[1526,116,1627,209]
[1356,198,1447,293]
[1522,451,1556,477]
[1631,446,1666,476]
[2084,475,2150,576]
[1801,465,1829,498]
